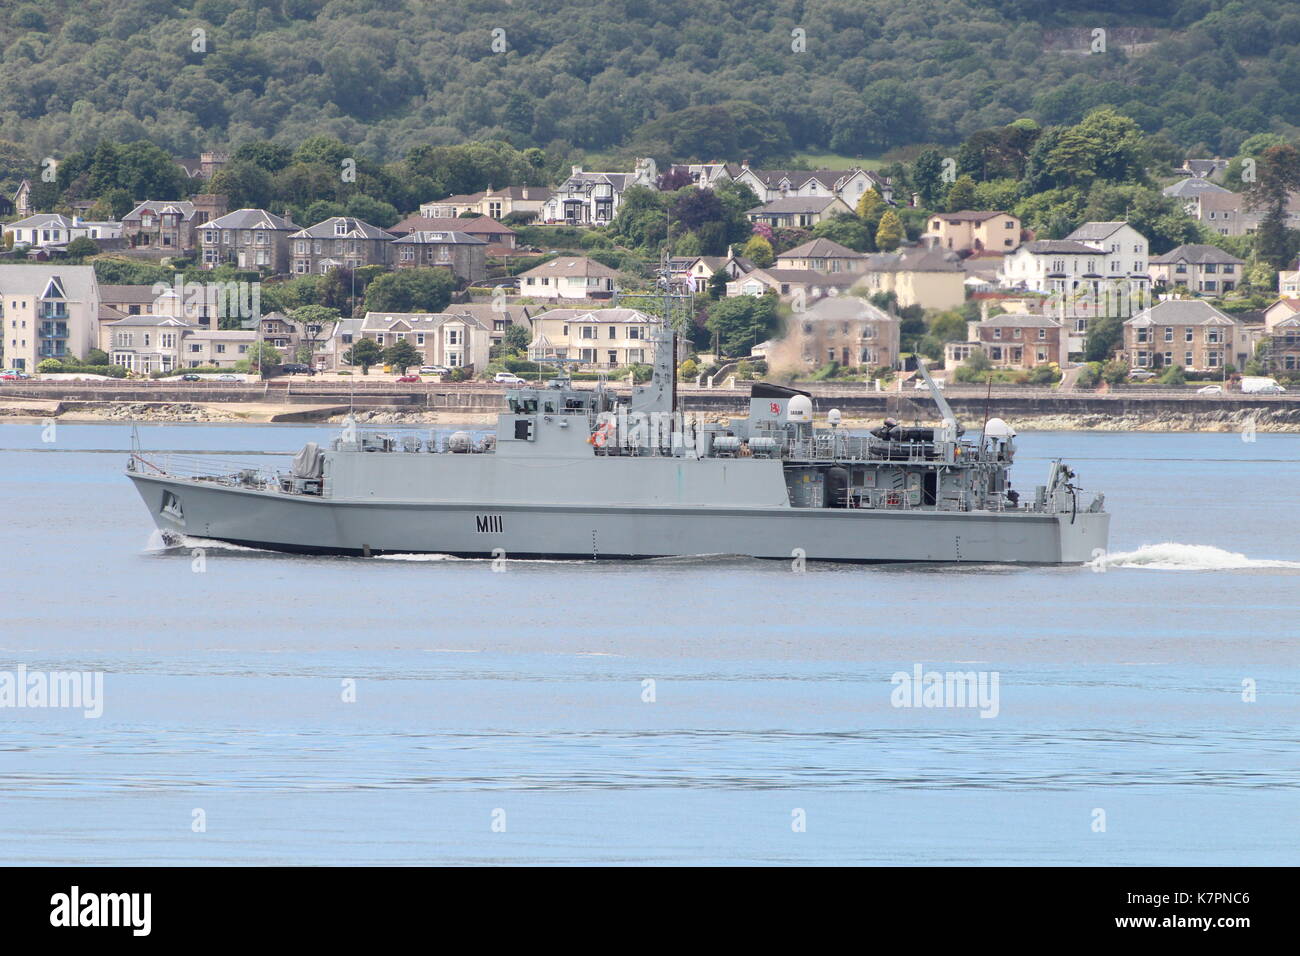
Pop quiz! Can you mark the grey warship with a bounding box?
[127,323,1109,564]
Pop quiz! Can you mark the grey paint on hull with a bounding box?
[130,473,1109,564]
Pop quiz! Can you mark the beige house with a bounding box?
[923,210,1021,253]
[725,268,858,304]
[1,264,101,372]
[418,193,485,218]
[450,302,536,346]
[1262,298,1300,372]
[1122,299,1245,371]
[746,196,852,229]
[1276,268,1299,297]
[1149,244,1244,294]
[358,311,492,371]
[755,295,898,373]
[1165,178,1300,236]
[946,315,1064,370]
[103,315,255,372]
[527,308,657,369]
[856,245,966,311]
[518,257,619,300]
[774,238,868,274]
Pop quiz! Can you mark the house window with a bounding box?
[1164,327,1173,342]
[1038,328,1046,340]
[992,328,1002,339]
[1185,328,1194,342]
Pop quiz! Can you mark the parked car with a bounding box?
[913,378,945,390]
[1196,384,1223,395]
[280,363,316,375]
[1129,369,1156,380]
[216,374,239,382]
[494,372,528,385]
[1,370,31,380]
[396,374,421,383]
[420,365,450,375]
[180,373,202,382]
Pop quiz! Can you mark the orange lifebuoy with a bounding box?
[588,422,615,447]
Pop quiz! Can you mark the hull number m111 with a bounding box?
[476,515,504,533]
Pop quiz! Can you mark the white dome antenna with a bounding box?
[787,395,813,423]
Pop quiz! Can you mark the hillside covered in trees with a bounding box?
[1,0,1298,168]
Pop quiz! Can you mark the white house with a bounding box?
[542,160,657,225]
[3,213,123,250]
[518,257,619,300]
[999,223,1153,354]
[1064,222,1148,276]
[730,163,893,206]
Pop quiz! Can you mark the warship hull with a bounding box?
[129,472,1109,564]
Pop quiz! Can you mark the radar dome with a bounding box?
[787,395,813,422]
[984,417,1016,438]
[827,408,842,426]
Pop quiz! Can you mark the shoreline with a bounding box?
[1,401,1297,432]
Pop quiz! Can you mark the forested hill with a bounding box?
[1,0,1298,166]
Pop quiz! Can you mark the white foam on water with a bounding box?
[1092,542,1300,571]
[145,530,268,553]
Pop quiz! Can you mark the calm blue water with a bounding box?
[0,422,1297,865]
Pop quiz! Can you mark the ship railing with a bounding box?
[781,436,968,464]
[128,451,287,490]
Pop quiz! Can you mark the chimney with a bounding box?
[726,244,734,258]
[571,165,582,176]
[521,187,529,200]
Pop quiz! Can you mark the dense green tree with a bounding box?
[1085,315,1125,363]
[362,268,456,314]
[209,160,275,209]
[945,175,978,212]
[706,293,779,357]
[811,214,872,252]
[343,338,382,374]
[633,101,792,166]
[383,338,422,372]
[63,236,99,260]
[1245,145,1300,268]
[875,211,904,252]
[740,234,773,267]
[501,324,531,353]
[911,149,948,208]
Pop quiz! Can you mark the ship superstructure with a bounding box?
[128,321,1108,564]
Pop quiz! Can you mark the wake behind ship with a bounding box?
[127,324,1109,564]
